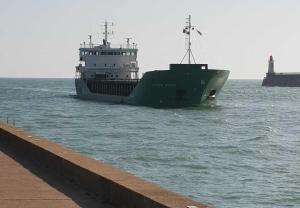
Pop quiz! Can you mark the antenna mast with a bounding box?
[103,20,114,48]
[125,38,132,48]
[88,35,92,48]
[104,20,108,44]
[188,15,191,64]
[180,15,202,64]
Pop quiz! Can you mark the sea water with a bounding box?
[0,78,299,208]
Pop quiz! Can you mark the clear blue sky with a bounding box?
[1,0,300,79]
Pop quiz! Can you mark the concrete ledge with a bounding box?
[0,122,207,208]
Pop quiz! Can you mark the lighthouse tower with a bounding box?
[268,55,274,74]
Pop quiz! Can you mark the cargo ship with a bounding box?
[262,56,300,87]
[75,16,230,107]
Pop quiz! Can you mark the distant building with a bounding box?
[262,56,300,87]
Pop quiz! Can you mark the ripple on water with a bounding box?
[1,79,300,208]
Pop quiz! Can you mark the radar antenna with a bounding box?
[180,15,202,64]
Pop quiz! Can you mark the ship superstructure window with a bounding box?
[84,51,126,56]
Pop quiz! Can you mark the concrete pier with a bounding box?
[0,122,207,208]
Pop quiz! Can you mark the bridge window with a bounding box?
[126,52,130,56]
[101,52,107,55]
[89,51,93,55]
[114,52,120,55]
[108,52,113,55]
[121,52,126,56]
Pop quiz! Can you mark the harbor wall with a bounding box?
[0,122,207,208]
[262,73,300,87]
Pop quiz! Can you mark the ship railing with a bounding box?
[86,78,140,82]
[81,66,139,72]
[80,43,138,50]
[103,78,140,82]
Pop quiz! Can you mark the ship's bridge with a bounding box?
[76,38,139,80]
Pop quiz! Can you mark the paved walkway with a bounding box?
[0,145,113,208]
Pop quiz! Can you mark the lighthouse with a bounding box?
[263,55,300,87]
[268,55,274,74]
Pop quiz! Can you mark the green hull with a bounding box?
[75,64,229,108]
[126,65,229,107]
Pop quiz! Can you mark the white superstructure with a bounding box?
[76,21,139,81]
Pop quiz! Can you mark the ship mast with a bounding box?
[103,20,114,48]
[104,20,108,44]
[188,15,191,64]
[181,15,202,64]
[88,35,92,48]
